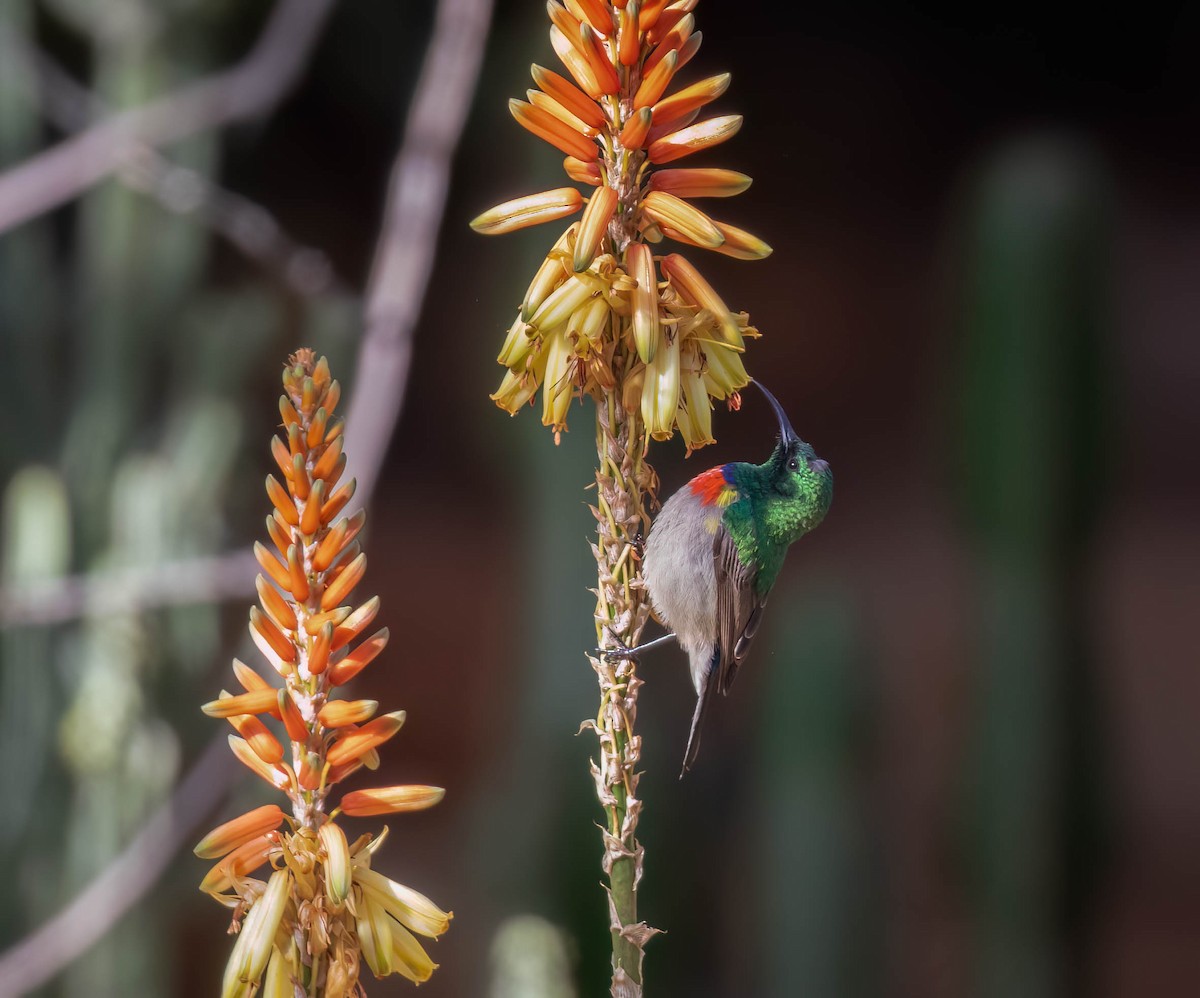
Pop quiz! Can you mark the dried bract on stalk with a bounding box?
[199,350,450,997]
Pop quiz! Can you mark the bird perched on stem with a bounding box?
[614,381,833,776]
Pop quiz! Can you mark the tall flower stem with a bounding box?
[591,392,657,991]
[472,3,774,991]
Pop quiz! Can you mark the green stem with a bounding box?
[591,387,658,994]
[608,725,639,980]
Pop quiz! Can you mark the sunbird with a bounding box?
[612,381,833,776]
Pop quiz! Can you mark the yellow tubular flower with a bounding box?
[221,869,290,998]
[541,329,576,430]
[474,0,772,447]
[357,894,395,978]
[641,332,681,439]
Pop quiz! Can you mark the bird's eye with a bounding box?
[787,458,799,472]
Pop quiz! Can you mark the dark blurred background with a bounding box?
[1,0,1198,995]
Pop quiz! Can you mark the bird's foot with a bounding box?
[594,629,677,660]
[594,629,637,660]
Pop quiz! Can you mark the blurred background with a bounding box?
[1,0,1198,995]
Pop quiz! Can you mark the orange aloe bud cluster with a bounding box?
[198,350,450,996]
[471,0,766,451]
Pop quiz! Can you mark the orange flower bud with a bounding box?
[306,406,328,449]
[287,544,310,601]
[250,607,297,665]
[331,596,380,651]
[550,25,602,97]
[648,168,751,199]
[531,65,606,128]
[328,627,389,686]
[638,0,669,31]
[643,13,693,74]
[340,786,445,818]
[567,0,611,34]
[312,436,344,483]
[228,712,285,765]
[265,475,298,526]
[254,541,291,592]
[633,49,677,108]
[618,2,640,66]
[256,574,298,632]
[321,478,356,525]
[307,622,333,676]
[652,72,730,124]
[231,660,279,718]
[304,604,351,637]
[324,379,342,414]
[579,23,620,94]
[202,689,279,718]
[277,689,308,743]
[194,804,285,859]
[528,89,599,138]
[647,114,743,165]
[271,436,293,481]
[318,699,379,728]
[327,712,406,768]
[299,480,324,537]
[290,453,311,500]
[199,831,279,893]
[618,107,653,149]
[509,99,599,162]
[227,735,291,791]
[279,396,300,427]
[297,751,323,790]
[320,552,366,611]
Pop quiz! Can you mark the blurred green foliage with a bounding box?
[956,137,1111,998]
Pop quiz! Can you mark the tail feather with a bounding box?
[680,648,719,778]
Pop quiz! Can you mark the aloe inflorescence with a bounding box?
[197,350,450,996]
[473,0,767,454]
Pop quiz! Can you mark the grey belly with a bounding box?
[642,489,717,692]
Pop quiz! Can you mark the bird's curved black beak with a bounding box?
[751,380,799,444]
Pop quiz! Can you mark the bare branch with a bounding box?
[344,0,496,502]
[0,0,493,988]
[0,736,237,998]
[0,0,495,625]
[0,0,337,235]
[0,33,346,298]
[0,550,258,628]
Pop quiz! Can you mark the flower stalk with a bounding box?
[198,350,450,997]
[590,392,658,993]
[472,2,770,991]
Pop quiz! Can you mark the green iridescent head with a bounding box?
[754,381,833,534]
